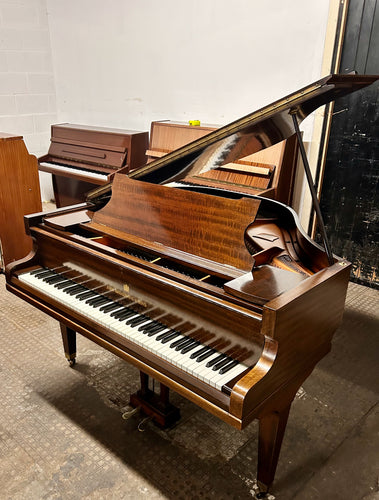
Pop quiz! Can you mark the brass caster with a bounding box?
[256,493,268,499]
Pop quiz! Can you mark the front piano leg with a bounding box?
[60,323,76,366]
[256,403,291,497]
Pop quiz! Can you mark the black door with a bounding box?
[319,0,379,288]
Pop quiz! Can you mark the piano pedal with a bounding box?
[137,415,153,432]
[121,405,140,421]
[129,388,181,430]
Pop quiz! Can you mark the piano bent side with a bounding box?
[230,260,351,426]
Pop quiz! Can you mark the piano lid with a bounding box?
[87,73,378,203]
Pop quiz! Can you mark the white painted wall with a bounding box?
[47,0,331,133]
[1,0,332,206]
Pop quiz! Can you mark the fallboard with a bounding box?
[48,142,126,169]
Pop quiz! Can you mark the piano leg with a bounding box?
[129,372,181,429]
[60,323,76,366]
[256,403,291,497]
[256,366,315,496]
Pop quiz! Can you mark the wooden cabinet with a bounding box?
[0,133,42,270]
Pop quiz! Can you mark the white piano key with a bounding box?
[19,268,250,392]
[39,161,108,181]
[210,363,248,390]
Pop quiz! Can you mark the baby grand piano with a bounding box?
[5,74,378,496]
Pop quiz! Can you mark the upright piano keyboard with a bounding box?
[6,73,378,496]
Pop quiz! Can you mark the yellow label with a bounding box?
[189,120,200,126]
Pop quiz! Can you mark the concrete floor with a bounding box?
[0,273,378,500]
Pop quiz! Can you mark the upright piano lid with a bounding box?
[46,123,144,170]
[87,73,378,204]
[50,123,140,150]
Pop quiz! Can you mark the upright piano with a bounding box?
[6,74,378,496]
[146,119,299,205]
[146,120,219,162]
[39,123,149,207]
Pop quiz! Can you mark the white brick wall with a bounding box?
[0,0,57,201]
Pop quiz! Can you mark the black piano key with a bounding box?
[35,270,55,279]
[109,306,128,317]
[147,325,174,341]
[159,330,180,343]
[147,325,167,337]
[139,320,159,332]
[212,356,233,371]
[174,338,196,351]
[113,310,132,320]
[124,313,143,325]
[99,302,124,313]
[110,307,133,318]
[195,348,216,362]
[65,285,87,295]
[85,295,104,305]
[55,280,76,289]
[190,346,210,359]
[206,353,227,368]
[126,314,149,327]
[60,283,80,292]
[219,359,239,374]
[170,336,191,349]
[42,272,57,281]
[144,322,165,333]
[181,341,201,354]
[72,288,90,297]
[71,286,90,296]
[115,309,138,321]
[30,267,48,275]
[77,290,98,300]
[92,298,112,308]
[44,275,65,284]
[140,323,160,334]
[87,296,110,306]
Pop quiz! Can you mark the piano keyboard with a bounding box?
[39,161,108,181]
[19,267,251,391]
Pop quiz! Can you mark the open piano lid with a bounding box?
[87,73,378,205]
